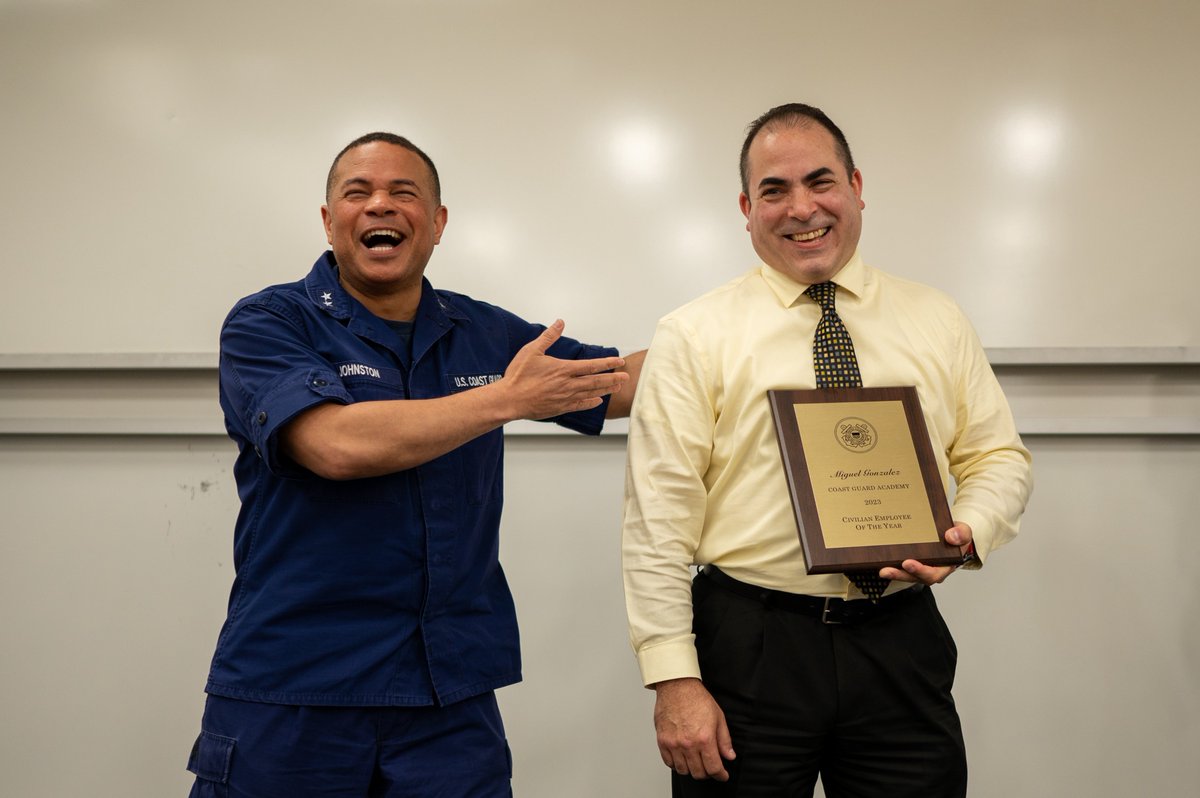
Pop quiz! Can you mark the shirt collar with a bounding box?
[302,250,468,325]
[304,251,352,319]
[759,250,866,308]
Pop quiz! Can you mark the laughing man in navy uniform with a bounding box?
[186,133,644,798]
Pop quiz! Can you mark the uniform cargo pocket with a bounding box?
[187,731,235,797]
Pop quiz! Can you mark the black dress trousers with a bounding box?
[673,572,967,798]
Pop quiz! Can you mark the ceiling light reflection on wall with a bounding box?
[609,121,670,186]
[1001,110,1063,177]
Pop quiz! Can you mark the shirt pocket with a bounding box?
[305,365,406,503]
[457,429,503,505]
[444,370,505,395]
[337,362,406,402]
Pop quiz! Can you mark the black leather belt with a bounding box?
[699,565,924,625]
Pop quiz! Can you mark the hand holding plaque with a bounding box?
[768,387,963,574]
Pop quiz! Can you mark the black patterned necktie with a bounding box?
[805,281,890,602]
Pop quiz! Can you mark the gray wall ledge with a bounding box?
[2,348,1197,437]
[2,347,1198,371]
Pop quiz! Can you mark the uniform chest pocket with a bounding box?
[456,429,504,505]
[308,472,401,504]
[441,372,504,503]
[445,371,504,394]
[298,364,406,502]
[335,362,405,402]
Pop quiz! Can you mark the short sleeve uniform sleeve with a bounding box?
[493,304,618,436]
[218,298,355,476]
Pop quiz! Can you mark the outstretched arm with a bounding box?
[282,320,628,479]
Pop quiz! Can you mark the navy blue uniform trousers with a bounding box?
[187,692,512,797]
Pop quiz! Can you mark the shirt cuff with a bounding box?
[950,505,990,568]
[635,636,701,687]
[249,367,351,476]
[546,344,620,436]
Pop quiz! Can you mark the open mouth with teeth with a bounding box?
[787,227,830,242]
[361,229,405,251]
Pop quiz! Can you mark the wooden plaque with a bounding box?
[768,386,962,574]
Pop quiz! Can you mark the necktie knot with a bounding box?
[805,281,838,313]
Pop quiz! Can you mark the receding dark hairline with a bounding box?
[739,103,855,196]
[747,120,840,184]
[325,132,442,204]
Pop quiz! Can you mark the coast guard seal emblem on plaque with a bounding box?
[835,417,877,453]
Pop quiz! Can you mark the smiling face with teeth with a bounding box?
[321,141,447,320]
[738,122,864,286]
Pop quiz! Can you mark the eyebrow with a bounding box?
[757,176,788,190]
[340,177,420,191]
[756,167,837,192]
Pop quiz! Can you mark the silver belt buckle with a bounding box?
[821,597,843,625]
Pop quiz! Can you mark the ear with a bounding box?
[851,169,865,211]
[738,192,752,230]
[320,205,334,245]
[432,205,448,245]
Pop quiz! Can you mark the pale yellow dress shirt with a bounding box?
[622,252,1033,687]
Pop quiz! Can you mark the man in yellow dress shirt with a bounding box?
[622,103,1033,797]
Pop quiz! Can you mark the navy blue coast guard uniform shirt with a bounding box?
[205,253,616,707]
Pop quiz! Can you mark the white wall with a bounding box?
[2,0,1199,356]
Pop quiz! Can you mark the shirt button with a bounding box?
[257,411,268,425]
[313,379,328,387]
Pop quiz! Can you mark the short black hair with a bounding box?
[325,132,442,204]
[739,103,855,195]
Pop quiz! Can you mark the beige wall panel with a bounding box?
[1,434,1198,796]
